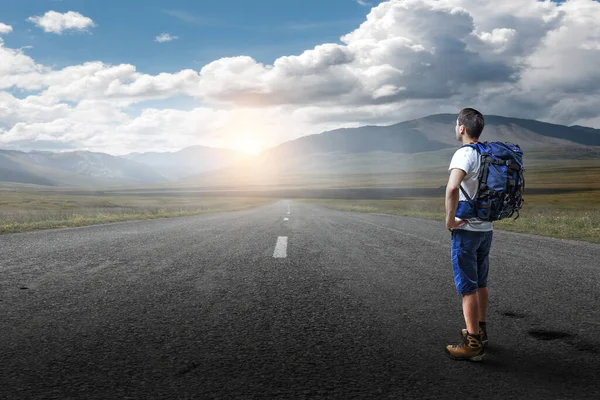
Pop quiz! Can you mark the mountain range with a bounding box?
[182,114,600,188]
[124,146,247,180]
[0,146,246,187]
[1,114,599,188]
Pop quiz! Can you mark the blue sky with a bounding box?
[1,0,387,74]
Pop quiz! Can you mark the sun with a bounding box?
[233,132,263,155]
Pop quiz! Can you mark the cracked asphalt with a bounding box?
[1,200,599,399]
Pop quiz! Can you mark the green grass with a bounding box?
[0,192,274,234]
[301,190,600,244]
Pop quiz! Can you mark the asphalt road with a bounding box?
[1,200,599,400]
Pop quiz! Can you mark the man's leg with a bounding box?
[461,287,488,343]
[462,291,479,335]
[477,230,492,331]
[447,230,485,361]
[477,287,488,322]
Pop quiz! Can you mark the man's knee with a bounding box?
[461,289,479,298]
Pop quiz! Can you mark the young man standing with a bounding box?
[444,108,492,362]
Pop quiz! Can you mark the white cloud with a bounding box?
[197,0,514,107]
[357,0,372,6]
[27,11,96,34]
[0,92,70,128]
[0,99,313,155]
[0,55,201,103]
[0,44,45,83]
[155,33,178,43]
[2,0,600,154]
[193,0,600,124]
[0,23,12,35]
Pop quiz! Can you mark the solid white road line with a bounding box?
[273,236,288,258]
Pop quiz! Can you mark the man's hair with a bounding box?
[458,108,485,139]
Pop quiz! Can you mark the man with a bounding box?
[444,108,492,362]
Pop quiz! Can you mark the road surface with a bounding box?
[1,200,599,399]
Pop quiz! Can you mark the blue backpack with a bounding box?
[455,142,525,221]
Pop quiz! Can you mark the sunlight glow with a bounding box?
[233,132,263,155]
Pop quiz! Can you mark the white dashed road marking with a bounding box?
[273,237,288,258]
[284,218,289,221]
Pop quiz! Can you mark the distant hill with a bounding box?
[0,150,167,187]
[228,113,599,166]
[125,145,247,180]
[262,113,600,162]
[267,125,451,160]
[182,114,600,188]
[570,125,600,141]
[0,145,246,187]
[405,114,600,148]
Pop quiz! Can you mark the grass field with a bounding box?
[0,191,274,234]
[2,187,598,243]
[2,163,599,242]
[300,190,600,244]
[292,164,600,244]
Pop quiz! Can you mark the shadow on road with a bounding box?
[481,341,599,388]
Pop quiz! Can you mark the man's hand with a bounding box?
[446,217,467,231]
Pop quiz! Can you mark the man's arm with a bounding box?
[445,168,467,230]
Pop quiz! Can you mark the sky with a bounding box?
[1,0,599,155]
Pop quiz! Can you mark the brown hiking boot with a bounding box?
[461,324,488,346]
[445,333,485,362]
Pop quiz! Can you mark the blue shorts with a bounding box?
[451,229,493,295]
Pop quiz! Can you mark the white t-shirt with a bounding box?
[448,146,493,232]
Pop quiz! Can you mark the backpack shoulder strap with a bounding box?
[456,143,482,201]
[459,143,479,151]
[462,142,491,154]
